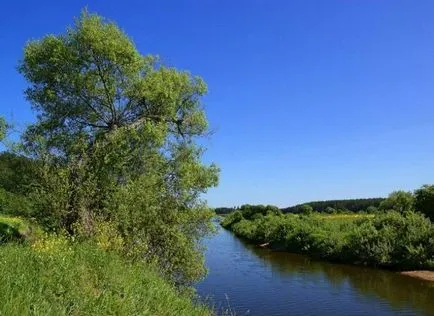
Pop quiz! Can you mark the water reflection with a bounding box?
[196,225,434,316]
[243,241,434,314]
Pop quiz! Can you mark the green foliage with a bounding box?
[0,241,210,315]
[0,215,39,244]
[17,10,218,285]
[325,207,336,214]
[0,188,34,217]
[344,211,433,269]
[366,206,379,214]
[239,204,281,220]
[0,152,39,195]
[299,204,314,215]
[0,116,7,141]
[414,184,434,221]
[221,205,282,229]
[224,211,434,271]
[217,198,385,216]
[19,10,210,156]
[214,207,235,215]
[0,221,21,243]
[221,210,244,228]
[112,176,216,285]
[379,190,414,213]
[283,198,385,214]
[0,153,39,218]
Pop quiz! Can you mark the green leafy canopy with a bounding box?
[18,10,219,285]
[0,116,7,142]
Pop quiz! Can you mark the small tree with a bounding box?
[414,185,434,221]
[379,191,414,214]
[300,204,314,215]
[366,206,379,214]
[325,206,336,214]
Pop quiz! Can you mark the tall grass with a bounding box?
[0,215,35,243]
[0,236,210,316]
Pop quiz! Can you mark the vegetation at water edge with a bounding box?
[221,198,434,271]
[0,225,210,315]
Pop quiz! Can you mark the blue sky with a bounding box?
[1,1,434,207]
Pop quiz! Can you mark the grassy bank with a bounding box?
[0,215,42,243]
[222,210,434,271]
[0,217,210,316]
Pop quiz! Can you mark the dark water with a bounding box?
[196,225,434,316]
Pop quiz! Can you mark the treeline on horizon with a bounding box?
[215,197,385,215]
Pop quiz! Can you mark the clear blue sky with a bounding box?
[1,1,434,207]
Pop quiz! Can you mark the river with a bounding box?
[196,224,434,315]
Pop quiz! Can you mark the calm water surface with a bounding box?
[196,225,434,316]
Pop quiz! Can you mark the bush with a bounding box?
[414,184,434,221]
[224,211,434,271]
[0,215,35,244]
[379,191,414,213]
[221,210,244,228]
[237,204,281,220]
[299,204,314,215]
[0,222,21,243]
[0,188,34,217]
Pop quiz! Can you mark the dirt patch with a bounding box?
[400,271,434,282]
[257,242,270,248]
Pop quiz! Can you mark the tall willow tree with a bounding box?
[19,11,219,285]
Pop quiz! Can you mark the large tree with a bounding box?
[19,11,219,285]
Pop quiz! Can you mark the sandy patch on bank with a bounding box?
[400,271,434,282]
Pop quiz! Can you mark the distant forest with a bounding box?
[214,198,385,215]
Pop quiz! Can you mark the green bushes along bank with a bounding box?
[222,207,434,271]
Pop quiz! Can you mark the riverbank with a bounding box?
[401,271,434,282]
[254,241,434,282]
[221,208,434,272]
[0,216,210,315]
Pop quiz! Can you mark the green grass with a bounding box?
[0,239,210,316]
[0,216,210,315]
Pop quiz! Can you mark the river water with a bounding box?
[196,225,434,315]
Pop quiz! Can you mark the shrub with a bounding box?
[224,210,434,271]
[0,215,34,244]
[414,184,434,221]
[379,191,414,213]
[299,204,314,215]
[0,188,34,217]
[221,210,244,228]
[0,222,21,243]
